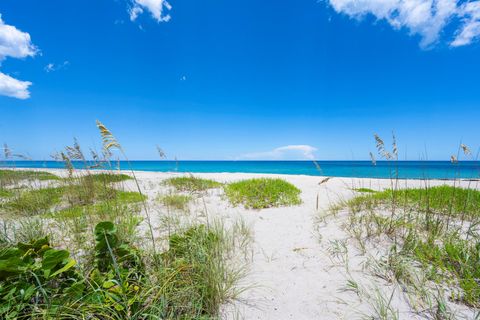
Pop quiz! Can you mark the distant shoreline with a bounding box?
[2,167,480,182]
[1,160,480,180]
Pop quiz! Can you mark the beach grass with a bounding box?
[2,187,64,216]
[159,194,192,211]
[347,185,480,218]
[0,121,250,319]
[77,172,132,184]
[0,188,13,198]
[342,184,480,307]
[0,169,59,186]
[224,178,301,209]
[316,135,480,315]
[164,176,222,193]
[352,187,377,193]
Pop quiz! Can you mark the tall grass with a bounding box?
[331,135,480,313]
[0,121,251,319]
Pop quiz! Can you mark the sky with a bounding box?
[1,0,480,161]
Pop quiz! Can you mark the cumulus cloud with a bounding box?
[0,15,37,99]
[0,15,37,61]
[0,72,32,99]
[238,145,318,160]
[327,0,480,48]
[129,0,171,22]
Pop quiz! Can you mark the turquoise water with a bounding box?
[1,160,479,179]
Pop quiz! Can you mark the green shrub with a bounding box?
[164,176,221,193]
[224,178,301,209]
[0,236,83,319]
[0,222,148,318]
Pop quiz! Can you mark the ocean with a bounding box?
[1,160,479,180]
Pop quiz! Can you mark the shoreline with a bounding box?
[2,166,480,182]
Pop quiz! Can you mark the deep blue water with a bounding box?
[1,160,480,179]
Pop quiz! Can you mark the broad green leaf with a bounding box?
[42,249,69,271]
[50,258,76,277]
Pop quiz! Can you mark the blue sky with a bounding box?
[1,0,480,160]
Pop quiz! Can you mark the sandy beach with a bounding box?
[16,168,476,319]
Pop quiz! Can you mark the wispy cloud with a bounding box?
[238,145,318,160]
[44,61,70,73]
[129,0,172,22]
[0,14,37,99]
[327,0,480,48]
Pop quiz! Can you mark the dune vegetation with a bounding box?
[317,135,480,318]
[224,178,302,209]
[164,176,222,193]
[0,122,251,319]
[2,126,480,319]
[158,194,192,211]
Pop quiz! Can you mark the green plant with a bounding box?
[0,236,83,319]
[3,187,64,216]
[159,194,192,211]
[224,178,301,209]
[87,221,146,315]
[0,170,60,187]
[164,176,221,193]
[341,184,480,308]
[353,187,377,193]
[158,224,242,318]
[79,173,132,184]
[0,188,13,198]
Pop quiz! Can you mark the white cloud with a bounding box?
[44,61,69,73]
[0,15,37,61]
[238,145,318,160]
[0,14,36,99]
[451,2,480,46]
[327,0,480,48]
[0,72,32,99]
[129,0,171,22]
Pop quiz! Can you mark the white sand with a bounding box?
[9,169,480,319]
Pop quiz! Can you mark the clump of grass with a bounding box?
[353,187,377,193]
[159,194,192,211]
[164,176,222,193]
[80,172,132,184]
[348,185,480,219]
[224,178,301,209]
[2,187,64,216]
[52,190,146,219]
[0,169,59,186]
[115,190,147,203]
[158,223,249,318]
[342,184,480,307]
[0,188,13,198]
